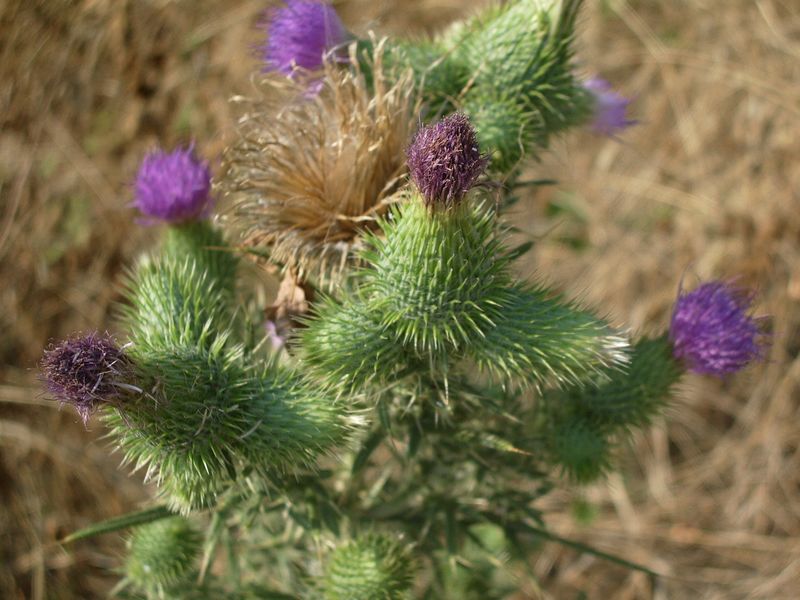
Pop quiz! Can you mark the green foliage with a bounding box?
[105,343,349,513]
[322,534,416,600]
[125,516,202,598]
[104,343,244,513]
[448,0,592,168]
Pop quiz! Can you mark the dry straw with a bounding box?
[220,38,420,287]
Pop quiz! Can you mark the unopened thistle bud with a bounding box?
[550,415,611,484]
[669,281,767,376]
[323,534,416,600]
[406,113,489,209]
[261,0,348,77]
[134,145,213,223]
[40,332,129,424]
[125,517,202,596]
[582,77,636,136]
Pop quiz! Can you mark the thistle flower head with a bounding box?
[221,46,417,286]
[261,0,348,77]
[670,281,767,376]
[406,112,488,208]
[134,145,212,223]
[40,332,129,424]
[582,77,636,136]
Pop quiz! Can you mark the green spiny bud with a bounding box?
[302,295,408,391]
[563,335,683,429]
[323,534,416,600]
[162,221,237,295]
[455,0,581,91]
[462,92,538,174]
[233,369,353,474]
[364,200,511,358]
[106,343,350,512]
[125,516,202,597]
[380,38,468,115]
[122,256,233,352]
[105,343,245,513]
[455,0,591,162]
[469,284,629,390]
[548,413,612,484]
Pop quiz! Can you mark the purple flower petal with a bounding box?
[265,320,287,351]
[406,113,489,208]
[261,0,348,78]
[134,145,212,223]
[669,281,767,377]
[582,77,637,136]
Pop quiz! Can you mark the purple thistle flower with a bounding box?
[134,145,213,223]
[406,113,489,209]
[669,281,767,377]
[261,0,348,78]
[265,320,287,351]
[582,77,637,136]
[40,332,130,425]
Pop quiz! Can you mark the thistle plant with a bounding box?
[43,1,768,598]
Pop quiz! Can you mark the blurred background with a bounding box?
[1,0,798,598]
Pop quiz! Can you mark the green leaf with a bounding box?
[509,520,661,579]
[318,500,341,537]
[503,240,534,263]
[445,509,459,556]
[352,429,386,475]
[61,505,173,544]
[407,422,422,459]
[199,510,226,582]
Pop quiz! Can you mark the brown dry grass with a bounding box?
[1,0,797,598]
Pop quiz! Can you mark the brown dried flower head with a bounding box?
[220,39,419,287]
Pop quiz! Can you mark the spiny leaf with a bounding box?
[61,505,173,544]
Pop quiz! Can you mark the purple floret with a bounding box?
[40,332,129,424]
[134,146,212,223]
[406,113,489,209]
[261,0,348,77]
[670,281,767,377]
[582,77,637,136]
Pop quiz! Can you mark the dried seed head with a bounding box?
[134,146,213,223]
[40,332,129,424]
[221,41,418,286]
[670,281,768,377]
[406,112,488,208]
[260,0,348,78]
